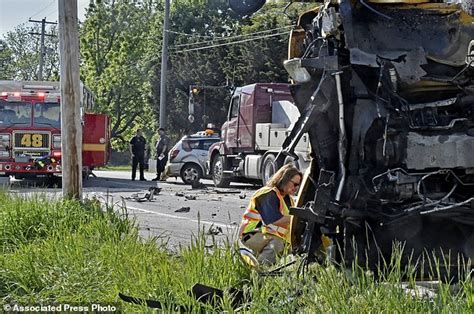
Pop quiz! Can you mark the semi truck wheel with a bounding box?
[180,163,202,184]
[261,154,276,185]
[211,154,231,188]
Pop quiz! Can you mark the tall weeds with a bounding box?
[0,192,472,312]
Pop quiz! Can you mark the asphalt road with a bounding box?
[7,170,259,249]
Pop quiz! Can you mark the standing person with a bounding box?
[238,164,302,266]
[152,128,170,181]
[129,128,147,181]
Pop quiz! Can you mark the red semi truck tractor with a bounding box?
[208,83,311,187]
[0,80,110,181]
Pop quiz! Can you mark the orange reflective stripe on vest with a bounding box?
[239,186,294,242]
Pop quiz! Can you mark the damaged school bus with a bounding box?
[231,0,474,277]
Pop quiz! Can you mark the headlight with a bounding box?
[0,134,10,153]
[0,134,10,144]
[53,134,61,148]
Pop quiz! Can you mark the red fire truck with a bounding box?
[0,80,110,180]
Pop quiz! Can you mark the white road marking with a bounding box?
[126,204,238,230]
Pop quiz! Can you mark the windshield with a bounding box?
[0,101,32,126]
[33,102,60,128]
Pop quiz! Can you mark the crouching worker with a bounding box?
[238,164,302,266]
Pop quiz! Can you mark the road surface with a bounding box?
[7,170,259,249]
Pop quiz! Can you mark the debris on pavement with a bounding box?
[149,186,162,195]
[213,189,241,194]
[185,195,197,200]
[124,191,153,202]
[175,192,185,197]
[239,193,246,199]
[175,206,191,213]
[207,225,223,235]
[191,181,207,189]
[211,197,222,201]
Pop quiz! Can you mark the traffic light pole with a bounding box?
[187,84,230,125]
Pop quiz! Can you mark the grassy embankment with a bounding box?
[1,192,473,312]
[97,165,132,171]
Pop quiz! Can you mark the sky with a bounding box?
[0,0,90,38]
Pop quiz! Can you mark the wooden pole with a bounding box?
[159,0,170,128]
[58,0,82,200]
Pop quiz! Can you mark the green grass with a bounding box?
[0,191,472,312]
[97,165,132,171]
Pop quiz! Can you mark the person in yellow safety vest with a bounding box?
[238,164,302,266]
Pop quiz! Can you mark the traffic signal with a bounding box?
[191,86,200,95]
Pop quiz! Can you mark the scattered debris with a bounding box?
[211,197,222,201]
[239,193,246,199]
[175,192,185,197]
[213,189,240,194]
[191,180,207,189]
[125,191,153,202]
[240,205,246,209]
[185,195,197,200]
[148,186,162,195]
[211,213,217,217]
[175,206,190,213]
[207,225,223,235]
[401,283,438,300]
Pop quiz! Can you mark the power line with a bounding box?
[166,30,213,39]
[44,7,59,21]
[29,0,56,19]
[172,31,288,53]
[173,25,292,48]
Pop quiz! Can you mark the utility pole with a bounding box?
[159,0,170,128]
[29,18,57,81]
[58,0,82,200]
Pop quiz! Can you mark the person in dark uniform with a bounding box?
[129,128,147,181]
[152,128,170,181]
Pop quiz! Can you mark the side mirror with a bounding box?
[229,0,266,16]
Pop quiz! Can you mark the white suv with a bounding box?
[167,132,220,184]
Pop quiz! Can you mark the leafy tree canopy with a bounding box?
[0,23,59,81]
[2,0,310,151]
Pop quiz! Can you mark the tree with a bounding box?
[80,0,157,149]
[78,0,309,149]
[149,0,297,136]
[0,24,59,81]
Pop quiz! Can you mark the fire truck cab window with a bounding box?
[33,103,60,127]
[0,101,32,125]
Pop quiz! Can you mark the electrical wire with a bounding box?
[43,7,58,21]
[171,31,288,53]
[173,25,293,48]
[166,30,213,38]
[29,0,56,19]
